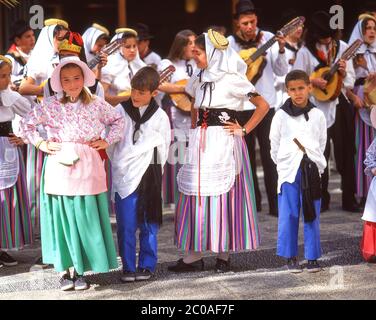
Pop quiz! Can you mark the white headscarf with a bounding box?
[198,32,248,82]
[25,24,58,83]
[82,26,107,62]
[349,18,376,54]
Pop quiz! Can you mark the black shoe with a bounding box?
[306,260,322,273]
[59,273,74,291]
[168,258,204,273]
[120,271,136,283]
[74,275,89,291]
[135,268,153,281]
[0,252,18,266]
[269,211,278,217]
[215,258,231,273]
[286,257,302,274]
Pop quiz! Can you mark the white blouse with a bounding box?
[185,72,256,111]
[270,107,327,193]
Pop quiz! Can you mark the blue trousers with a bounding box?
[277,169,322,260]
[115,192,159,273]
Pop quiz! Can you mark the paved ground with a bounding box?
[1,171,375,300]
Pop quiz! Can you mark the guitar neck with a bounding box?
[88,55,101,69]
[249,36,277,62]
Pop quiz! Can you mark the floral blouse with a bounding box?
[20,95,125,146]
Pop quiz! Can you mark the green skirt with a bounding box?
[40,158,118,274]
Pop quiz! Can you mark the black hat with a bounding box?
[134,23,154,41]
[280,8,302,27]
[364,1,376,13]
[308,11,336,39]
[234,0,256,19]
[9,20,32,41]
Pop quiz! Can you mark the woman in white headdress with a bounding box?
[82,23,110,79]
[168,30,269,273]
[19,19,69,97]
[101,28,146,106]
[347,14,376,201]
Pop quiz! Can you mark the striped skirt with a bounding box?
[0,148,33,249]
[174,139,260,253]
[355,110,375,198]
[26,145,45,234]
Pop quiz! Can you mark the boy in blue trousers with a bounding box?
[269,70,327,273]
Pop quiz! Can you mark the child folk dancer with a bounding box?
[270,70,327,273]
[361,108,376,262]
[158,29,196,206]
[0,56,32,266]
[168,30,269,273]
[18,19,69,239]
[82,23,110,79]
[109,67,171,282]
[293,11,359,213]
[348,15,376,205]
[228,0,288,217]
[20,56,124,291]
[101,28,146,106]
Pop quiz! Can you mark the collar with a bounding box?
[280,98,315,121]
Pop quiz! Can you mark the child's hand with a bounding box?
[8,133,24,146]
[39,141,61,155]
[89,138,109,150]
[372,168,376,176]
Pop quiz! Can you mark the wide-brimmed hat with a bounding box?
[134,23,154,41]
[308,11,336,39]
[50,56,96,92]
[207,29,229,50]
[234,0,256,19]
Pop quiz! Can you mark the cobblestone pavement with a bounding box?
[1,172,375,300]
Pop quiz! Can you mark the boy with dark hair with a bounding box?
[109,66,171,282]
[270,69,327,273]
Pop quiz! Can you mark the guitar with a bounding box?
[311,39,363,102]
[169,79,192,112]
[87,38,126,69]
[117,65,176,98]
[239,16,305,84]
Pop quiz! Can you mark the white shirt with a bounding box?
[228,30,289,110]
[186,72,255,111]
[270,106,327,193]
[109,104,171,199]
[143,51,162,68]
[292,40,355,128]
[272,42,300,110]
[5,47,31,84]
